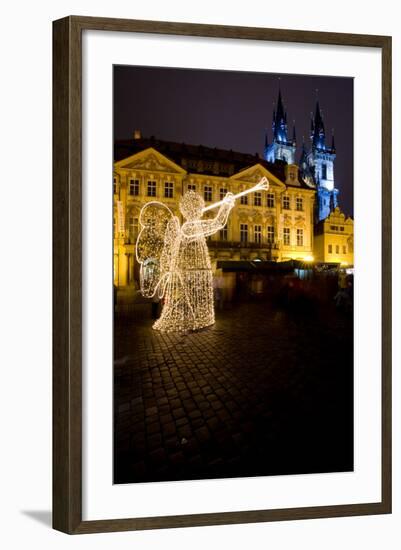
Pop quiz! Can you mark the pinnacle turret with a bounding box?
[265,86,296,164]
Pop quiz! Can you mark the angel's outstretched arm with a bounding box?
[181,193,235,241]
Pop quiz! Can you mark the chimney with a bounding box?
[133,129,142,140]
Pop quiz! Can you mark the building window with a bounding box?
[296,228,304,246]
[328,244,333,254]
[240,224,248,243]
[128,216,139,240]
[147,180,156,197]
[340,226,345,232]
[296,197,303,211]
[254,192,262,207]
[349,239,354,253]
[336,245,340,254]
[343,245,347,254]
[330,225,339,231]
[322,163,327,180]
[204,185,212,202]
[254,225,262,244]
[283,227,290,245]
[113,178,117,195]
[267,193,275,208]
[220,225,228,241]
[129,179,139,196]
[187,183,196,191]
[283,195,290,210]
[220,188,227,200]
[240,194,248,205]
[164,181,174,198]
[267,226,275,244]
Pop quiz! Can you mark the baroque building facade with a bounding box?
[313,207,354,265]
[113,89,353,289]
[113,141,315,287]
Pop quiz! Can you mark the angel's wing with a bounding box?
[157,216,181,298]
[136,201,179,298]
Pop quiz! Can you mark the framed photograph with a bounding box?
[53,16,391,534]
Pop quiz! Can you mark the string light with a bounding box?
[136,178,269,332]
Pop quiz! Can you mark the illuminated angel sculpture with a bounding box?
[136,177,269,332]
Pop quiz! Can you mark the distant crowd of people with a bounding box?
[119,267,354,321]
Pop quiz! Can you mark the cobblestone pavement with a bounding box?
[114,299,353,484]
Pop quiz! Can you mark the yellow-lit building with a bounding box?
[113,137,319,289]
[313,207,354,266]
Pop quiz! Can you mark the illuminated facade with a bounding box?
[313,207,354,265]
[113,89,353,291]
[265,89,339,223]
[113,140,318,289]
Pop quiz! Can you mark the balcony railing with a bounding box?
[118,233,281,250]
[207,240,280,250]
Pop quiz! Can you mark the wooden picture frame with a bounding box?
[53,15,392,534]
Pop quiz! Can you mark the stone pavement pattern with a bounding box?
[114,300,353,483]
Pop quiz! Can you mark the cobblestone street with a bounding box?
[114,299,353,484]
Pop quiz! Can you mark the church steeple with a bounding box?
[307,99,338,221]
[311,100,326,150]
[265,86,297,164]
[310,101,335,154]
[272,88,290,144]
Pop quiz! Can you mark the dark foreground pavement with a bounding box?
[114,299,353,484]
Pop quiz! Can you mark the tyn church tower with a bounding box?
[305,100,338,221]
[264,88,296,165]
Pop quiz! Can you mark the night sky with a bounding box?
[114,66,353,216]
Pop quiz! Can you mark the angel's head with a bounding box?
[179,191,205,221]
